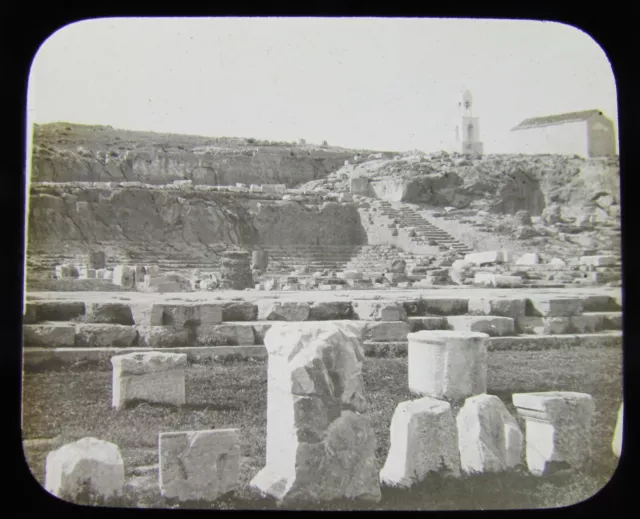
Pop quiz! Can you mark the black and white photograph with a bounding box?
[21,17,622,510]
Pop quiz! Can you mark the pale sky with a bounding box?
[27,17,618,153]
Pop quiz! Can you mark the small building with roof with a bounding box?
[510,109,616,158]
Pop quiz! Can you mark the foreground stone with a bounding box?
[612,403,623,458]
[159,429,241,502]
[111,351,187,409]
[407,330,488,401]
[136,326,191,348]
[446,316,515,337]
[45,437,125,503]
[27,301,86,322]
[456,394,523,474]
[250,322,381,504]
[512,391,595,476]
[159,303,223,327]
[380,397,460,487]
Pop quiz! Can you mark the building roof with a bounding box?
[511,109,605,131]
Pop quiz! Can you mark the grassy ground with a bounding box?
[21,347,622,510]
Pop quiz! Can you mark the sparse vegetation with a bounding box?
[22,347,622,510]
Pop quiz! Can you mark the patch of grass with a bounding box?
[21,347,622,510]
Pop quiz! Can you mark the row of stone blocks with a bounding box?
[24,294,622,325]
[43,325,624,506]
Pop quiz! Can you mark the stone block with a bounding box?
[338,270,363,280]
[579,255,617,267]
[251,250,269,271]
[75,324,138,348]
[130,303,164,326]
[221,302,258,321]
[406,316,449,332]
[196,324,255,346]
[516,253,540,265]
[23,323,76,347]
[468,297,527,319]
[111,351,187,408]
[516,317,572,335]
[159,429,241,502]
[474,273,523,287]
[446,316,515,337]
[88,251,106,269]
[464,251,503,265]
[581,295,621,312]
[257,301,310,321]
[136,326,191,348]
[612,403,623,458]
[363,321,411,342]
[380,397,460,487]
[512,391,595,476]
[352,300,407,321]
[250,322,381,504]
[422,298,469,316]
[308,301,354,320]
[407,330,488,401]
[45,437,125,503]
[159,303,223,327]
[350,177,369,195]
[134,265,146,282]
[252,322,274,345]
[525,297,583,317]
[145,265,160,276]
[28,301,86,322]
[384,272,407,283]
[85,303,134,325]
[456,394,523,474]
[112,266,135,288]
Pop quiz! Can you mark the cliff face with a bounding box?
[26,183,367,265]
[31,123,356,187]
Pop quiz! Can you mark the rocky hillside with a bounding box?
[30,123,378,187]
[301,150,620,220]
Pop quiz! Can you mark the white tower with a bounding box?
[454,89,483,155]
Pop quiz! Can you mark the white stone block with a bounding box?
[526,297,583,317]
[112,265,135,288]
[474,273,523,287]
[110,351,187,409]
[250,322,381,504]
[380,397,460,487]
[456,394,523,474]
[159,429,241,502]
[407,330,488,401]
[579,255,617,267]
[512,391,595,476]
[464,251,503,266]
[516,253,540,265]
[45,437,125,503]
[612,403,623,458]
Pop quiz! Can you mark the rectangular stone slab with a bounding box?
[74,324,138,348]
[159,429,241,502]
[111,351,187,408]
[525,297,583,317]
[446,316,515,337]
[27,301,86,322]
[23,323,76,348]
[196,324,256,346]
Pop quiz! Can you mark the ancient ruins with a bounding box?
[23,122,623,509]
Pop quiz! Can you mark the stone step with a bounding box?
[20,329,624,367]
[362,331,623,356]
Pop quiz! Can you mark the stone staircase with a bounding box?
[261,245,361,274]
[377,201,473,254]
[342,245,428,276]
